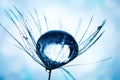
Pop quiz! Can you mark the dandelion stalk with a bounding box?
[48,70,52,80]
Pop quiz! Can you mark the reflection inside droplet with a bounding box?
[44,44,70,62]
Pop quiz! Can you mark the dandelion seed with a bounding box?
[0,6,111,80]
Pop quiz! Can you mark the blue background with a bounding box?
[0,0,120,80]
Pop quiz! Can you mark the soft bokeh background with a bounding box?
[0,0,120,80]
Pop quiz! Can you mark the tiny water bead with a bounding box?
[36,30,78,70]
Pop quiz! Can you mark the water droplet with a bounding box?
[36,30,78,70]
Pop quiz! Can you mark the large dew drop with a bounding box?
[36,30,78,70]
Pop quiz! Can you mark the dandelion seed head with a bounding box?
[0,6,110,80]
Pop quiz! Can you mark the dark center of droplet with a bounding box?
[36,30,78,70]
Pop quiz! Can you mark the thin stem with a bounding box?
[48,70,52,80]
